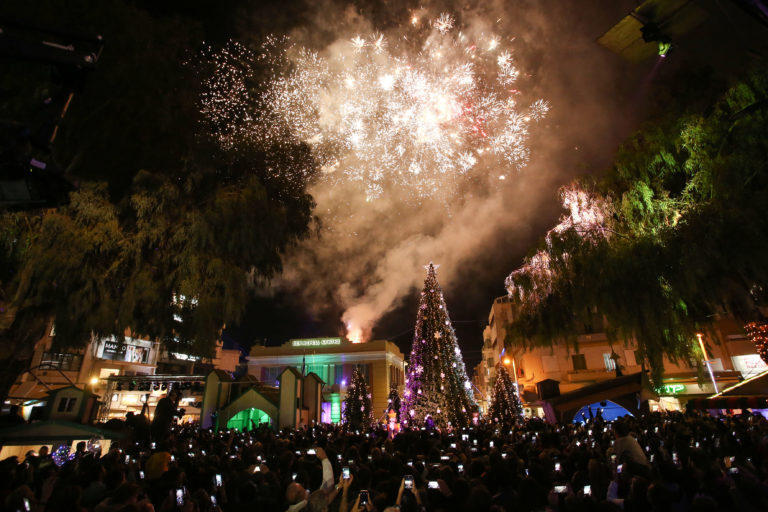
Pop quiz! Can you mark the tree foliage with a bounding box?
[343,366,373,430]
[0,1,318,398]
[402,264,476,428]
[506,66,768,385]
[488,364,522,424]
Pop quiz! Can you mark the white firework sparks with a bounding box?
[506,184,612,304]
[199,14,547,201]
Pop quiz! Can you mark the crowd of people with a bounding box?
[1,408,768,512]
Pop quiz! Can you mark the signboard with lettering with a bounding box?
[656,382,714,395]
[291,338,342,348]
[99,338,151,363]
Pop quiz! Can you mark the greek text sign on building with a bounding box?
[291,338,343,348]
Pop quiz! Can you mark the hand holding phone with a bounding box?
[343,467,350,480]
[359,490,369,506]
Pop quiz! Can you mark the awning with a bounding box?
[686,396,768,410]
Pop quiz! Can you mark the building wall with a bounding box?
[476,298,766,416]
[9,326,233,423]
[248,338,405,425]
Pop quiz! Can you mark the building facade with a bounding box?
[477,297,767,421]
[247,337,405,425]
[7,322,241,423]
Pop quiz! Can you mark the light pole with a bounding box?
[697,333,719,393]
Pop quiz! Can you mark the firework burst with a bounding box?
[199,13,547,201]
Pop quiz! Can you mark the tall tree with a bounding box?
[487,364,522,424]
[343,366,372,430]
[505,66,768,385]
[0,1,317,401]
[402,263,475,428]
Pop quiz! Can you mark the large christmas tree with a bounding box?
[402,263,476,428]
[488,363,522,423]
[343,366,373,430]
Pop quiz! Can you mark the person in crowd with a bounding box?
[2,409,768,512]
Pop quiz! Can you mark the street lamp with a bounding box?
[696,333,719,393]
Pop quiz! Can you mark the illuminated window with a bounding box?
[603,353,616,371]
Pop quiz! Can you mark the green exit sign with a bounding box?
[657,384,686,395]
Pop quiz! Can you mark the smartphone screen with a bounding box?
[211,495,217,506]
[440,455,449,461]
[292,473,297,481]
[175,489,184,506]
[404,475,414,489]
[215,474,222,487]
[489,441,494,448]
[583,485,591,496]
[428,480,439,489]
[554,485,567,494]
[359,490,369,506]
[125,455,130,464]
[617,464,624,474]
[139,470,145,480]
[343,467,350,480]
[457,464,464,472]
[307,449,316,455]
[554,462,561,472]
[23,498,31,512]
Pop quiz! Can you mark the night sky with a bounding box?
[5,0,765,372]
[209,0,767,370]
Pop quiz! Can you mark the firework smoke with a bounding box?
[199,1,641,348]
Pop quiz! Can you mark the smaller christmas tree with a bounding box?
[488,363,522,423]
[343,366,373,430]
[387,384,401,422]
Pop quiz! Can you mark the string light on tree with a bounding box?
[745,322,768,365]
[488,362,522,423]
[402,263,476,428]
[343,366,373,430]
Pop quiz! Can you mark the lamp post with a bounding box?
[697,333,719,393]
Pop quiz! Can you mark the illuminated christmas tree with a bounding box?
[402,263,476,428]
[488,363,522,423]
[745,322,768,364]
[343,366,373,429]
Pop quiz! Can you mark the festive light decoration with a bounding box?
[488,363,522,423]
[387,384,401,423]
[198,12,547,202]
[402,263,476,428]
[745,322,768,365]
[506,184,611,305]
[343,366,373,429]
[52,444,74,467]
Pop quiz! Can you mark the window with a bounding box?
[358,364,371,383]
[571,354,587,371]
[41,352,83,372]
[57,397,77,412]
[603,353,616,371]
[264,367,282,385]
